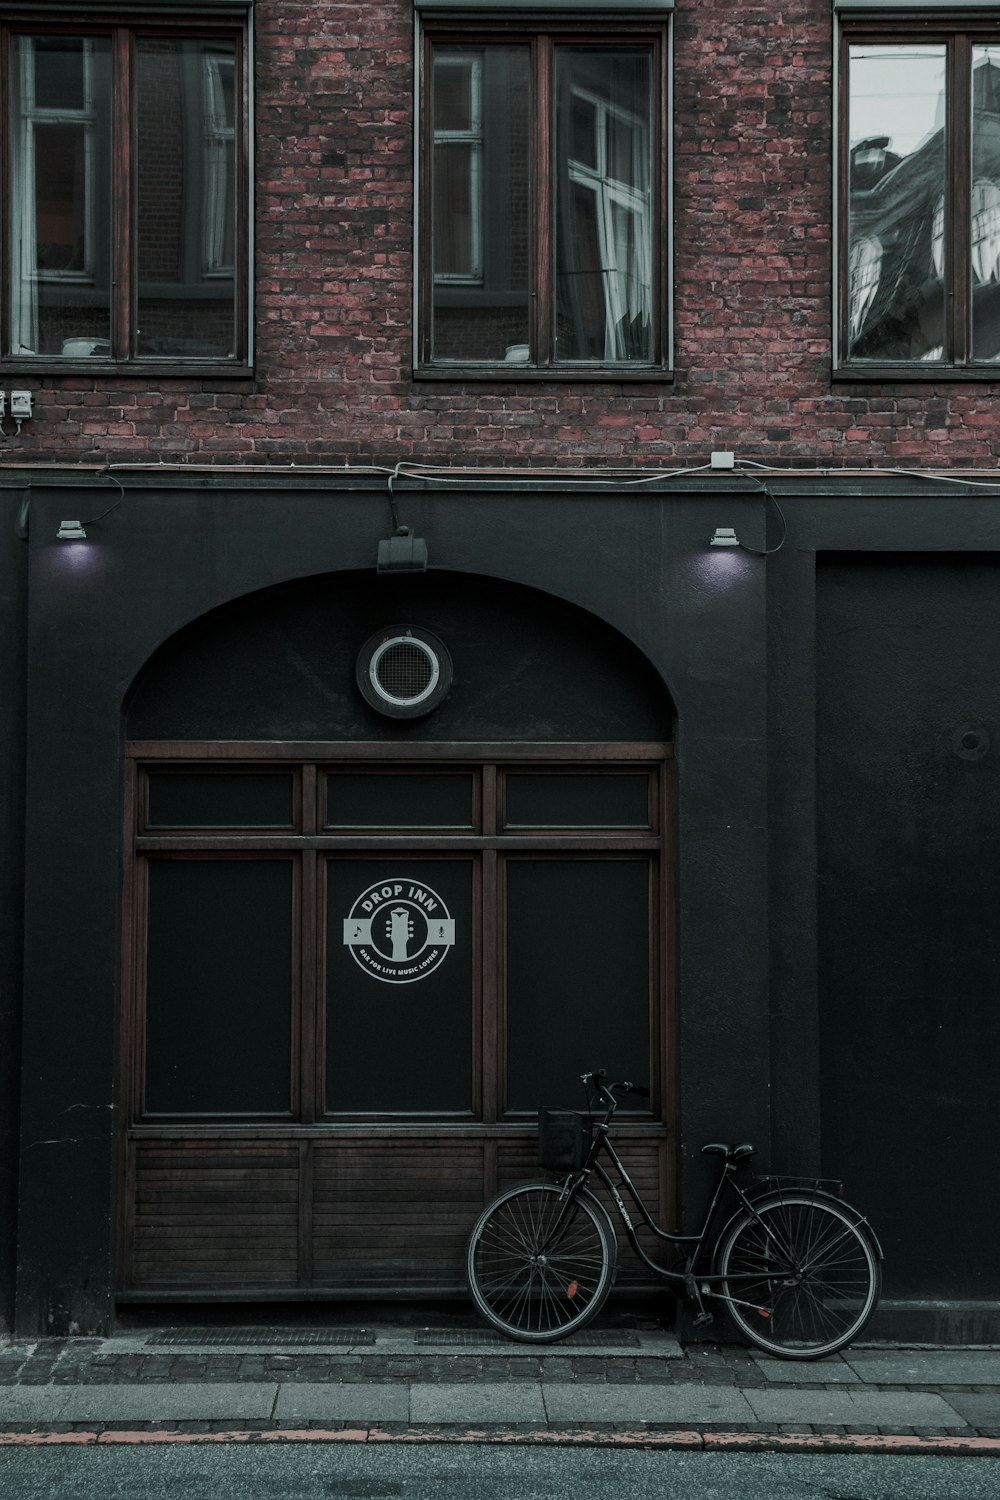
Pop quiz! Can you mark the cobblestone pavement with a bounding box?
[0,1326,997,1452]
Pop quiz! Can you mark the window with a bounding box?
[839,21,1000,372]
[129,751,668,1121]
[419,17,669,374]
[4,13,247,368]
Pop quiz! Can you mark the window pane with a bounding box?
[505,860,651,1110]
[144,860,293,1114]
[135,38,237,359]
[971,47,1000,361]
[504,773,650,828]
[325,774,475,828]
[326,860,473,1112]
[555,49,653,363]
[9,35,112,357]
[847,44,946,363]
[431,46,530,361]
[147,773,295,828]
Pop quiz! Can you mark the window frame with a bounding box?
[415,14,671,380]
[1,7,251,375]
[836,14,1000,378]
[125,742,672,1127]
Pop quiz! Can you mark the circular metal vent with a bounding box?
[356,626,453,719]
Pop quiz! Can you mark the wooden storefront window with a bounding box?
[120,742,673,1298]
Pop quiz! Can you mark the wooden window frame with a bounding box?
[837,17,1000,379]
[1,8,251,375]
[123,741,674,1130]
[416,16,671,381]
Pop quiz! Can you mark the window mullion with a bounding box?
[533,34,553,365]
[111,25,132,361]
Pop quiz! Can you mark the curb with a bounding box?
[0,1427,998,1455]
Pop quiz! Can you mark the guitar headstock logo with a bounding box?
[342,879,456,984]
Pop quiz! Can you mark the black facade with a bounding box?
[2,473,998,1337]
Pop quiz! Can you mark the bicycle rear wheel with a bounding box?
[466,1181,616,1342]
[714,1192,880,1359]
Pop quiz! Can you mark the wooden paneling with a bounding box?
[312,1139,486,1287]
[124,1130,671,1294]
[128,1141,299,1288]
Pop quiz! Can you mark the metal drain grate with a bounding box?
[414,1328,641,1348]
[146,1328,375,1348]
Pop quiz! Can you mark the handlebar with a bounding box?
[580,1069,651,1103]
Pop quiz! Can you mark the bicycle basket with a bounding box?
[537,1108,592,1171]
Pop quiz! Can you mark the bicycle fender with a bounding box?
[713,1188,884,1270]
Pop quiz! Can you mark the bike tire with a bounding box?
[465,1180,617,1343]
[714,1191,881,1359]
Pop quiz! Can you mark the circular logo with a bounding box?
[342,879,456,985]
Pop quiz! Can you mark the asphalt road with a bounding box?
[0,1444,997,1500]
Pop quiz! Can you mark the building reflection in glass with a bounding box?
[847,44,1000,364]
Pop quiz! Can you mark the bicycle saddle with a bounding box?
[701,1142,756,1162]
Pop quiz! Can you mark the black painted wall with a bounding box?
[817,554,1000,1300]
[11,480,769,1333]
[0,494,28,1332]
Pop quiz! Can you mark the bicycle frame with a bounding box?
[578,1127,737,1295]
[552,1079,880,1319]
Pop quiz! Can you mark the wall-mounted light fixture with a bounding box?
[54,469,126,541]
[377,524,428,573]
[710,526,740,547]
[377,481,428,572]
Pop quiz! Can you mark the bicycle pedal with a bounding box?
[693,1311,713,1328]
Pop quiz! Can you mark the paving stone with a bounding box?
[844,1350,1000,1386]
[409,1381,545,1424]
[0,1388,71,1421]
[745,1388,969,1428]
[542,1381,754,1424]
[752,1354,860,1383]
[57,1383,278,1422]
[273,1383,409,1423]
[939,1392,1000,1428]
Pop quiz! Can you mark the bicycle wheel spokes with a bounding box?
[716,1194,880,1359]
[466,1182,615,1342]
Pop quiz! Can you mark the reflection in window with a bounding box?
[848,235,882,342]
[846,44,946,363]
[9,36,112,356]
[135,39,237,358]
[843,34,1000,367]
[431,45,530,361]
[7,27,241,362]
[556,51,652,362]
[971,47,1000,360]
[425,29,660,368]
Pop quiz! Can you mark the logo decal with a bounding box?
[343,879,455,985]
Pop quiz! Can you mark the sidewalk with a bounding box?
[1,1321,998,1455]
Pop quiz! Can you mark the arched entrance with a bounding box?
[119,572,675,1304]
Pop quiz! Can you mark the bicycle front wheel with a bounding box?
[715,1192,881,1359]
[466,1181,616,1342]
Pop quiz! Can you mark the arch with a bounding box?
[125,568,675,742]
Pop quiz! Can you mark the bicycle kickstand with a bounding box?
[683,1270,713,1328]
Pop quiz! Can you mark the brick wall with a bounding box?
[12,0,1000,466]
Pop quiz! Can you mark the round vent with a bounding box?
[356,626,453,719]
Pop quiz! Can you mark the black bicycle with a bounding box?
[465,1072,882,1360]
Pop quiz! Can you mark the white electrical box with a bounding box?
[10,391,33,419]
[710,450,735,469]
